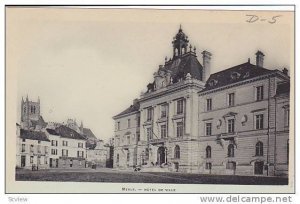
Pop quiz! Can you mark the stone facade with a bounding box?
[112,26,291,176]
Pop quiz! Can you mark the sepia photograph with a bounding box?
[5,6,294,193]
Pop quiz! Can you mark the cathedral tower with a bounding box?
[21,96,41,128]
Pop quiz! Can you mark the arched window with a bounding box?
[227,144,235,157]
[255,141,263,156]
[174,145,180,159]
[33,106,36,114]
[206,146,211,158]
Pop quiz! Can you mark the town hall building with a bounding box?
[112,26,290,176]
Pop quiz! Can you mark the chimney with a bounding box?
[282,68,288,76]
[255,50,265,67]
[202,50,212,81]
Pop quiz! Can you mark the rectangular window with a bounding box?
[255,114,264,130]
[30,144,34,153]
[256,86,264,101]
[228,119,235,133]
[127,136,130,145]
[284,108,290,127]
[51,140,57,146]
[161,104,167,118]
[228,93,235,107]
[205,162,212,170]
[137,117,140,127]
[147,108,153,121]
[37,145,41,153]
[127,152,130,162]
[30,156,33,164]
[205,123,212,136]
[206,98,212,111]
[161,124,167,138]
[127,119,131,128]
[44,146,48,154]
[78,143,83,148]
[62,141,68,146]
[146,127,152,141]
[22,139,26,142]
[62,149,68,157]
[51,149,57,155]
[137,133,140,142]
[21,144,26,152]
[177,99,184,114]
[176,122,184,137]
[77,151,84,158]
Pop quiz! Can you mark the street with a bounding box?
[15,168,288,185]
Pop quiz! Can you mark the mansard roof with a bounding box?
[200,61,274,92]
[55,125,87,140]
[164,52,203,82]
[276,81,290,96]
[20,129,50,142]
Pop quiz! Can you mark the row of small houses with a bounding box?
[16,124,113,169]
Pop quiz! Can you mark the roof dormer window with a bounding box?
[209,79,218,87]
[231,72,241,80]
[243,72,250,78]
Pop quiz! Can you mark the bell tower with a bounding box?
[172,25,189,57]
[21,95,41,128]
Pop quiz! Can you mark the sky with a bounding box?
[7,8,294,142]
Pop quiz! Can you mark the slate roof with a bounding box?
[20,129,50,142]
[46,128,60,136]
[276,81,290,96]
[83,128,97,140]
[200,61,274,92]
[55,125,86,140]
[164,52,203,82]
[114,100,140,118]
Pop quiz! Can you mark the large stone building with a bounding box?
[112,26,290,176]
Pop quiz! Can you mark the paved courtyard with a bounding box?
[15,168,288,185]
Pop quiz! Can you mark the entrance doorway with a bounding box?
[157,147,166,165]
[254,161,264,175]
[21,155,26,167]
